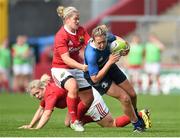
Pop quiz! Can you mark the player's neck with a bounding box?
[64,25,76,35]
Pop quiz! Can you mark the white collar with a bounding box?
[89,39,97,49]
[64,25,76,35]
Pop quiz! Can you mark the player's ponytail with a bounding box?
[57,6,79,20]
[40,74,51,84]
[57,6,64,18]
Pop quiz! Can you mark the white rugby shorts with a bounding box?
[51,68,90,89]
[87,88,109,121]
[144,62,161,75]
[13,64,32,75]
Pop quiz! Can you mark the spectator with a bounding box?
[126,34,145,93]
[0,39,11,92]
[144,33,165,94]
[12,35,33,93]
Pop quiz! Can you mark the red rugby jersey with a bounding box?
[40,83,67,110]
[52,26,90,68]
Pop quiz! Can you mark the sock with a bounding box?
[138,112,142,117]
[77,101,88,120]
[81,115,94,125]
[115,115,131,127]
[66,96,78,123]
[136,108,146,127]
[132,119,142,128]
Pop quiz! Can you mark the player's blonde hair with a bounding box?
[92,25,107,40]
[56,6,79,20]
[26,74,51,95]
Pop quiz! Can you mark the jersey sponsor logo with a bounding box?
[68,40,73,46]
[69,46,82,53]
[101,82,108,89]
[98,56,103,62]
[60,72,65,78]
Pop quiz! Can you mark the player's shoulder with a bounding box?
[85,42,97,59]
[55,27,68,40]
[85,41,95,52]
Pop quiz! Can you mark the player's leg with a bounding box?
[107,82,144,132]
[107,83,138,122]
[109,64,146,129]
[74,69,94,122]
[51,68,84,132]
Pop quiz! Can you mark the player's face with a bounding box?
[94,35,107,51]
[67,13,80,32]
[31,88,44,100]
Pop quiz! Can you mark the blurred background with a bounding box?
[0,0,180,95]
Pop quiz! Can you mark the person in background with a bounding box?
[51,6,94,131]
[126,34,145,93]
[144,34,165,94]
[84,25,150,132]
[0,39,11,92]
[12,35,33,93]
[18,74,151,130]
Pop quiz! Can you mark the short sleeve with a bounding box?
[54,32,69,55]
[85,46,99,76]
[44,95,58,110]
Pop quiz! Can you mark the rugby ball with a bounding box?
[110,39,128,54]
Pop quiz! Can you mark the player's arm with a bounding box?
[61,52,87,72]
[34,110,53,129]
[18,106,44,129]
[34,95,58,129]
[91,53,120,83]
[56,32,88,72]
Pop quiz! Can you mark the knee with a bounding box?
[79,89,94,106]
[130,90,137,100]
[121,95,131,105]
[66,84,79,97]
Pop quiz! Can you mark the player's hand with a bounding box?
[81,64,88,72]
[120,42,130,56]
[108,53,121,64]
[18,125,32,129]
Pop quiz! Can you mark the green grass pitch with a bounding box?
[0,92,180,137]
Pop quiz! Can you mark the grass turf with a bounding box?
[0,92,180,137]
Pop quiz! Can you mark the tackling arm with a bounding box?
[61,52,87,72]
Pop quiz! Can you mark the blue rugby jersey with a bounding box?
[84,33,116,76]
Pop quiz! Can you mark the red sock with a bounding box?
[66,96,78,123]
[81,115,94,125]
[115,115,131,127]
[77,101,88,120]
[115,112,143,127]
[138,112,142,117]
